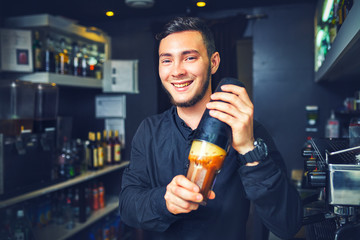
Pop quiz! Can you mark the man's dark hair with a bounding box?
[156,16,216,58]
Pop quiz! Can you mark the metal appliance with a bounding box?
[302,138,360,240]
[0,131,55,199]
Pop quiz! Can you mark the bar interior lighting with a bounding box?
[106,11,115,17]
[322,0,334,22]
[197,1,206,7]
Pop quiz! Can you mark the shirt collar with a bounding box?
[172,106,195,141]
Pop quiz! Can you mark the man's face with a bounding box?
[158,31,213,108]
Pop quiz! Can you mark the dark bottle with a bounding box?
[81,45,88,77]
[58,38,69,75]
[102,130,109,165]
[71,42,80,76]
[106,130,114,165]
[73,188,80,219]
[64,189,75,229]
[98,182,105,209]
[87,132,98,170]
[33,31,43,72]
[92,182,99,211]
[13,209,30,240]
[65,141,75,178]
[43,35,55,72]
[113,130,121,164]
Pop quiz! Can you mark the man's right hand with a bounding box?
[164,175,215,215]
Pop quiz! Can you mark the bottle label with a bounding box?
[93,149,98,167]
[98,147,104,166]
[114,144,121,162]
[35,48,42,69]
[106,145,112,163]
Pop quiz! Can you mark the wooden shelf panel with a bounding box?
[0,161,129,209]
[18,72,103,88]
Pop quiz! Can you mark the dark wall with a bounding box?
[252,3,358,174]
[96,19,160,160]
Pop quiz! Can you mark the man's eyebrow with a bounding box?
[159,53,172,58]
[182,50,199,55]
[159,49,200,58]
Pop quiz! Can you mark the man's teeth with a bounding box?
[173,82,191,88]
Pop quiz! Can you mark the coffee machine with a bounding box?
[302,137,360,240]
[0,79,58,199]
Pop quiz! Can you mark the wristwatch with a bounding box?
[238,138,268,165]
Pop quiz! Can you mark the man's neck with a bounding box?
[176,95,210,130]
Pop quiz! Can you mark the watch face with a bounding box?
[255,138,268,157]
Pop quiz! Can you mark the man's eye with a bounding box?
[186,56,196,61]
[161,59,171,64]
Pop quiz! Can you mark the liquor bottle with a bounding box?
[0,209,13,240]
[65,141,75,178]
[87,132,98,170]
[97,132,104,168]
[92,182,99,211]
[58,137,68,179]
[71,42,80,76]
[64,189,75,229]
[325,110,340,138]
[106,130,114,165]
[88,44,97,78]
[81,45,88,77]
[58,38,69,75]
[98,182,105,209]
[73,188,80,219]
[102,130,109,165]
[71,139,81,176]
[13,209,30,240]
[43,35,55,72]
[95,53,104,80]
[33,31,43,72]
[113,130,121,163]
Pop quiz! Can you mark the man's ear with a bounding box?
[210,52,220,75]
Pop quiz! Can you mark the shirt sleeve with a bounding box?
[118,121,179,231]
[237,122,303,239]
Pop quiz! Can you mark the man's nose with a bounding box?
[172,62,186,77]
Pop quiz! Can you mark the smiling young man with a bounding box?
[119,17,303,240]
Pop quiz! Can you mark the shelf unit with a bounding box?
[18,72,103,88]
[32,196,119,240]
[0,162,129,209]
[315,0,360,82]
[3,14,111,88]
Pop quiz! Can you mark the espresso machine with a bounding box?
[302,137,360,240]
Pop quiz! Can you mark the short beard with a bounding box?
[162,66,211,108]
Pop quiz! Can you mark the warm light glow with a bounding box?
[322,0,334,22]
[197,1,206,7]
[106,11,114,17]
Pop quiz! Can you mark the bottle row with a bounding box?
[0,181,108,240]
[315,0,353,71]
[84,211,124,240]
[55,130,123,180]
[32,30,105,79]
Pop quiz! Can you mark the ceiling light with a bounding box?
[106,11,114,17]
[196,1,206,7]
[125,0,154,8]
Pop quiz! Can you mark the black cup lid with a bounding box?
[193,78,245,151]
